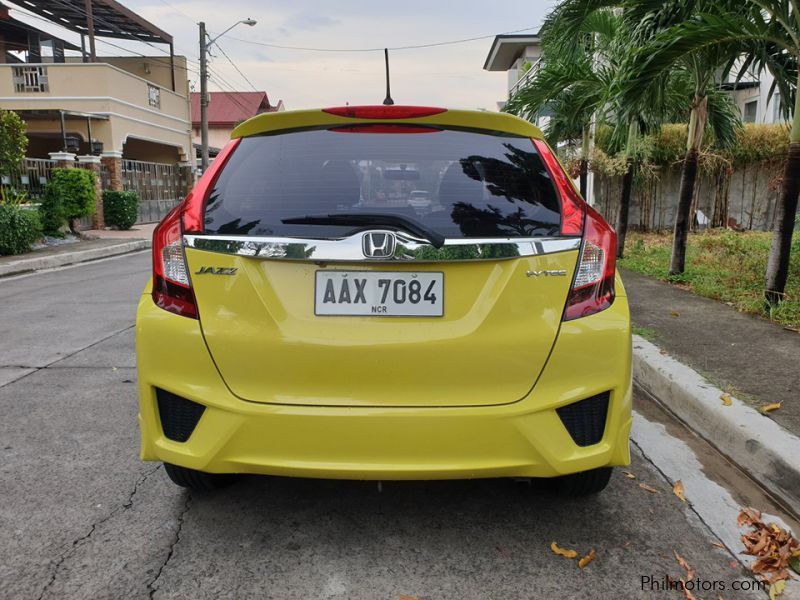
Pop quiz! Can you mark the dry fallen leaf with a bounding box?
[674,550,696,581]
[680,582,696,600]
[639,482,660,494]
[760,402,782,414]
[738,507,762,527]
[720,393,732,406]
[738,508,800,586]
[673,480,686,502]
[623,471,637,479]
[671,310,681,317]
[398,595,421,600]
[711,541,725,549]
[578,548,597,569]
[550,541,578,559]
[769,580,786,599]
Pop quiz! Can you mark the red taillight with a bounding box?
[151,138,241,318]
[563,205,617,320]
[322,105,447,119]
[531,138,616,320]
[532,139,584,235]
[152,205,197,319]
[182,138,241,233]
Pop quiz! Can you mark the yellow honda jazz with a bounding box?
[136,105,631,494]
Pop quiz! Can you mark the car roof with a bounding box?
[231,106,544,140]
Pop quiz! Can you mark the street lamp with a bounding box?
[199,18,257,172]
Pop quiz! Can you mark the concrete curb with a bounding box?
[0,239,150,277]
[632,335,800,518]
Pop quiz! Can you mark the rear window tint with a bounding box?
[204,127,562,238]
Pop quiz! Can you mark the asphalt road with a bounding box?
[0,253,781,600]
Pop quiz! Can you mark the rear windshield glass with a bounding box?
[204,126,562,239]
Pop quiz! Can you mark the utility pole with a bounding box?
[198,19,256,173]
[199,21,210,173]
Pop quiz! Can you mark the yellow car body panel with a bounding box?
[231,107,545,140]
[136,106,632,480]
[136,276,631,479]
[184,247,581,408]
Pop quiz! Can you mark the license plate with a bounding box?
[315,271,444,317]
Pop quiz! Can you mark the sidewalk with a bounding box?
[622,267,799,434]
[82,222,157,240]
[0,224,154,277]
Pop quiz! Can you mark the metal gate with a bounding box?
[121,160,190,223]
[0,158,58,201]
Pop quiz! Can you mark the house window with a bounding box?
[12,66,48,92]
[743,100,758,123]
[148,84,161,109]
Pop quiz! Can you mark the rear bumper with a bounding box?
[136,288,632,480]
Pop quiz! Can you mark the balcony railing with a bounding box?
[509,59,542,99]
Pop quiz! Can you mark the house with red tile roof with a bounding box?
[190,91,284,157]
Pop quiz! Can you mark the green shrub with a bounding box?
[39,168,96,233]
[103,190,138,230]
[0,110,28,175]
[39,180,66,235]
[0,204,41,255]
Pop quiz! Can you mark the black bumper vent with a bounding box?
[556,392,610,447]
[156,389,205,442]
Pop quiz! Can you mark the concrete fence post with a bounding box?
[48,151,76,170]
[100,152,124,192]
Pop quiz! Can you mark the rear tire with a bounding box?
[554,467,612,496]
[163,463,236,491]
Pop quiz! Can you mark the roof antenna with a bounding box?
[382,48,394,105]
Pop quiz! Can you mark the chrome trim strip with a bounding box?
[183,232,581,262]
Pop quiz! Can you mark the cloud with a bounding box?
[282,14,341,31]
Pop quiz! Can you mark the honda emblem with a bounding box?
[362,232,396,258]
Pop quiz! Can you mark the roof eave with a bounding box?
[483,34,541,71]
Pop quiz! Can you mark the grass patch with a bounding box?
[631,325,658,340]
[619,229,800,328]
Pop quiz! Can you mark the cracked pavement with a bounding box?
[0,253,784,599]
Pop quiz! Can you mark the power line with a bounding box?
[214,41,258,92]
[223,25,539,53]
[154,0,197,24]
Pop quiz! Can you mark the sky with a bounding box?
[10,0,556,111]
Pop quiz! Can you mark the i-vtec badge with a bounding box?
[362,231,396,258]
[194,266,238,275]
[526,269,567,277]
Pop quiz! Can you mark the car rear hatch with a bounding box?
[171,107,593,407]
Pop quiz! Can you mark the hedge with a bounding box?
[39,168,96,234]
[0,204,41,255]
[588,123,790,177]
[103,190,138,230]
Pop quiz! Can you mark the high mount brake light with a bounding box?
[151,138,241,319]
[532,139,617,320]
[322,105,447,119]
[329,124,441,134]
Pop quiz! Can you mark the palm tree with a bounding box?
[506,1,733,258]
[610,2,740,276]
[613,2,797,303]
[505,6,651,257]
[503,17,603,198]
